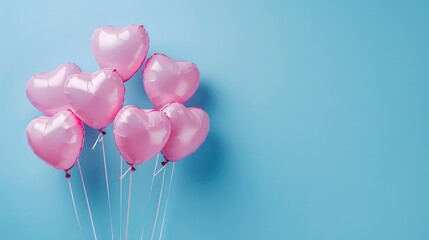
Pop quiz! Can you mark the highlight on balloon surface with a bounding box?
[26,110,84,172]
[161,102,210,162]
[92,24,150,81]
[26,62,81,116]
[143,53,200,110]
[64,68,125,131]
[113,105,171,167]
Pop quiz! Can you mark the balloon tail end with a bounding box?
[161,159,170,166]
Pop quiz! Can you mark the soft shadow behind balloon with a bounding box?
[182,131,224,184]
[186,80,212,109]
[181,79,224,183]
[77,125,109,197]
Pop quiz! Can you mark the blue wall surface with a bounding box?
[1,0,429,239]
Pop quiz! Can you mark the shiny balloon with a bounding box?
[114,106,171,165]
[64,68,125,130]
[143,54,200,109]
[26,63,81,116]
[161,102,210,161]
[92,25,149,81]
[26,110,84,171]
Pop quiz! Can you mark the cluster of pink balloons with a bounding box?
[26,24,210,175]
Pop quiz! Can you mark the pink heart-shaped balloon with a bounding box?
[26,110,84,171]
[26,63,81,116]
[143,54,200,109]
[64,68,125,130]
[114,106,171,165]
[161,102,210,161]
[92,25,149,81]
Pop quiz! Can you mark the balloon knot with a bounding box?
[65,170,71,178]
[131,165,136,172]
[100,130,106,135]
[161,159,170,166]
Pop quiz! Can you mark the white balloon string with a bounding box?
[120,155,123,240]
[125,170,133,240]
[101,136,115,240]
[141,154,160,240]
[68,178,85,239]
[120,167,132,180]
[150,166,167,240]
[148,153,160,201]
[159,162,175,240]
[91,132,102,150]
[77,159,98,240]
[154,164,166,177]
[140,226,145,240]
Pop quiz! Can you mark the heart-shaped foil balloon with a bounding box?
[26,110,84,170]
[114,106,171,165]
[92,25,149,81]
[64,68,125,130]
[143,54,200,109]
[26,63,81,116]
[161,102,210,161]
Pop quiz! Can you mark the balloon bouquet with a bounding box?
[25,24,210,240]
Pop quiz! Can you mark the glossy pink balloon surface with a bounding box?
[143,54,200,109]
[64,68,125,130]
[114,106,171,165]
[26,110,84,170]
[161,102,210,161]
[92,25,149,81]
[26,63,81,116]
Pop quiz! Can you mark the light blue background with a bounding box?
[1,0,428,239]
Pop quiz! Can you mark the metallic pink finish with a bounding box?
[113,106,171,165]
[26,110,84,170]
[161,102,210,161]
[26,63,81,116]
[92,25,149,81]
[143,54,200,109]
[64,68,125,130]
